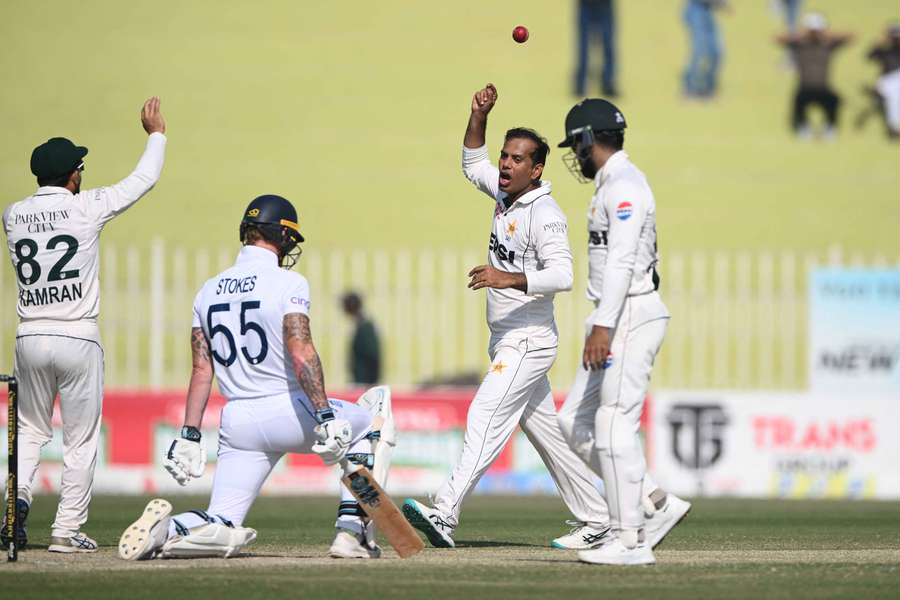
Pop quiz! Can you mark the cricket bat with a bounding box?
[3,375,17,563]
[341,462,424,558]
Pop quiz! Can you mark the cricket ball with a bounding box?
[512,25,529,44]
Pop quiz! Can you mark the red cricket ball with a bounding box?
[512,25,529,44]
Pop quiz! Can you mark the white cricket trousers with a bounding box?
[877,69,900,133]
[559,307,668,532]
[434,339,610,529]
[168,397,373,537]
[13,333,103,538]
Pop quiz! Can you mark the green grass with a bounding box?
[3,495,899,598]
[1,0,898,259]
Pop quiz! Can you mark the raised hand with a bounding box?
[471,84,498,116]
[141,96,166,135]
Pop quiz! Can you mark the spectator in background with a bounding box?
[772,0,803,67]
[867,24,900,139]
[682,0,729,99]
[777,13,853,140]
[776,0,803,34]
[573,0,618,97]
[340,291,381,385]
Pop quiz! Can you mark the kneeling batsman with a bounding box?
[117,193,397,561]
[119,386,395,561]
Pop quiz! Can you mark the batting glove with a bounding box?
[164,426,207,486]
[311,410,353,465]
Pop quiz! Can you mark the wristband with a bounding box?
[315,407,336,424]
[181,426,202,442]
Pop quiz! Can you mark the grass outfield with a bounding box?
[2,495,899,599]
[1,1,899,258]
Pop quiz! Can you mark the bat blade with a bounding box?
[342,466,424,558]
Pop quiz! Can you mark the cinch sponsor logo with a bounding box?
[752,417,875,453]
[616,201,632,221]
[290,297,310,308]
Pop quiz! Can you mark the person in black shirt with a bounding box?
[341,292,381,385]
[777,13,852,139]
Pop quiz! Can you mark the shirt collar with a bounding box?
[595,150,629,189]
[34,186,73,197]
[236,245,279,267]
[498,179,552,208]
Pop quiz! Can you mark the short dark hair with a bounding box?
[37,171,73,187]
[504,127,550,166]
[593,129,625,151]
[341,291,362,315]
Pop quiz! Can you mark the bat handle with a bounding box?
[339,458,363,476]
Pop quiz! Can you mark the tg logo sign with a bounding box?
[666,404,729,470]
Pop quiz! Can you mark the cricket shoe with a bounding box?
[551,521,613,549]
[645,494,691,548]
[118,498,173,560]
[48,532,98,553]
[160,523,256,558]
[329,527,382,559]
[577,537,655,566]
[401,499,455,548]
[1,498,29,550]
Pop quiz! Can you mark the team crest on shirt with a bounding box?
[505,220,517,240]
[489,361,507,374]
[616,202,633,221]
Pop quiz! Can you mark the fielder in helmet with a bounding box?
[556,99,692,566]
[558,98,627,183]
[239,194,305,269]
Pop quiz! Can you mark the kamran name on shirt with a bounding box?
[18,282,83,307]
[13,210,71,233]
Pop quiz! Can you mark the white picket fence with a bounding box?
[0,243,895,390]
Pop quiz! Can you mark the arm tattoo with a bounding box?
[190,327,212,368]
[284,314,328,410]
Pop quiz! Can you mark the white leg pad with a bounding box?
[160,523,257,559]
[356,385,395,486]
[356,385,395,547]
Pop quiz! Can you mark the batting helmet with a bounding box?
[239,194,305,269]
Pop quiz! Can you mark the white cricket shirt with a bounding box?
[462,145,573,349]
[192,245,312,405]
[586,150,669,329]
[2,132,167,341]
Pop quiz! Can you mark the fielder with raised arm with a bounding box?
[1,98,166,554]
[402,84,616,551]
[116,195,396,560]
[556,99,690,566]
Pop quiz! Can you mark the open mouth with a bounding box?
[498,173,512,187]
